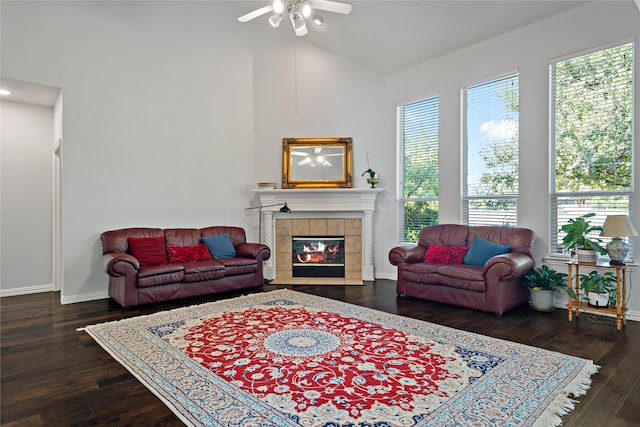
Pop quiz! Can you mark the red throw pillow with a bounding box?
[167,244,213,264]
[448,245,469,264]
[423,244,451,264]
[423,244,469,264]
[128,236,168,266]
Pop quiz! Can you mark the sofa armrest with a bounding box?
[484,252,534,281]
[389,245,426,266]
[102,252,140,276]
[236,242,271,262]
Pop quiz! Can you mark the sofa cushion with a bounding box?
[423,244,468,264]
[128,236,168,266]
[137,264,184,288]
[202,233,237,259]
[167,244,213,264]
[216,257,257,276]
[182,260,225,283]
[400,263,485,292]
[462,236,511,266]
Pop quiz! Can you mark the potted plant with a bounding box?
[521,265,576,312]
[578,270,616,308]
[362,168,379,188]
[561,213,607,263]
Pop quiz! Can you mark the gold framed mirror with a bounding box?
[282,137,353,188]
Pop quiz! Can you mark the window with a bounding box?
[463,74,519,226]
[398,96,439,242]
[551,42,634,257]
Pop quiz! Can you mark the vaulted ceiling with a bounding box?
[3,1,632,105]
[235,0,592,75]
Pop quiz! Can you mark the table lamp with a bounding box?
[601,215,638,265]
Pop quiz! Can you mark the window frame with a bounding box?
[462,72,520,227]
[396,95,440,243]
[549,40,635,258]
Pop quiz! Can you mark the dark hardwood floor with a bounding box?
[1,280,639,426]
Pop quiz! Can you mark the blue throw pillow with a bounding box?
[202,233,237,259]
[462,235,511,266]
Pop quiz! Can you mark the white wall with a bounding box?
[1,1,257,303]
[0,1,384,303]
[249,29,386,227]
[382,1,640,317]
[1,101,54,295]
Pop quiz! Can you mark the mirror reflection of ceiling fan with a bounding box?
[293,147,341,167]
[238,0,352,37]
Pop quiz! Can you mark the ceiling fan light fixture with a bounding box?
[272,0,284,14]
[269,13,283,27]
[238,0,350,35]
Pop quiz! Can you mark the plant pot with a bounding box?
[587,291,609,308]
[577,249,598,263]
[529,289,556,312]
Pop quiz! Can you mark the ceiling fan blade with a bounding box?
[309,0,352,15]
[291,151,310,156]
[238,5,273,22]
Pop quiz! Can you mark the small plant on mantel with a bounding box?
[362,169,379,188]
[521,265,576,312]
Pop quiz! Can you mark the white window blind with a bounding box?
[398,96,439,243]
[463,74,519,226]
[551,42,634,258]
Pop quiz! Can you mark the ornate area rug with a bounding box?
[85,290,598,427]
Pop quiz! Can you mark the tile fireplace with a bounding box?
[252,188,382,284]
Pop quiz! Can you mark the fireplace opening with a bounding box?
[292,236,345,278]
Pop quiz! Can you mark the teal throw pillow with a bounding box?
[202,233,237,259]
[462,235,511,266]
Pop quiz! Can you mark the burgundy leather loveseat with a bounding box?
[101,226,270,308]
[389,224,535,315]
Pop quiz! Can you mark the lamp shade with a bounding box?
[601,215,638,237]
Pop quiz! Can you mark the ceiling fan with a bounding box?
[238,0,352,36]
[292,147,341,167]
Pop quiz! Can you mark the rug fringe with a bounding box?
[533,360,599,427]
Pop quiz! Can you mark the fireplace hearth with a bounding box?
[292,236,345,278]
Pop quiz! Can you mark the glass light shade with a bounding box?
[269,13,283,27]
[312,15,324,26]
[272,0,284,14]
[290,12,308,36]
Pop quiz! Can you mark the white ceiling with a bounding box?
[0,1,619,105]
[236,0,592,75]
[0,78,61,107]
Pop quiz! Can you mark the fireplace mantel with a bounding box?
[252,188,383,282]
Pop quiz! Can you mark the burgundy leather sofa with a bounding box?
[389,224,535,315]
[101,226,270,308]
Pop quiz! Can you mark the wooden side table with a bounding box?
[566,261,627,330]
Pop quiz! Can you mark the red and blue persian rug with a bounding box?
[85,289,598,426]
